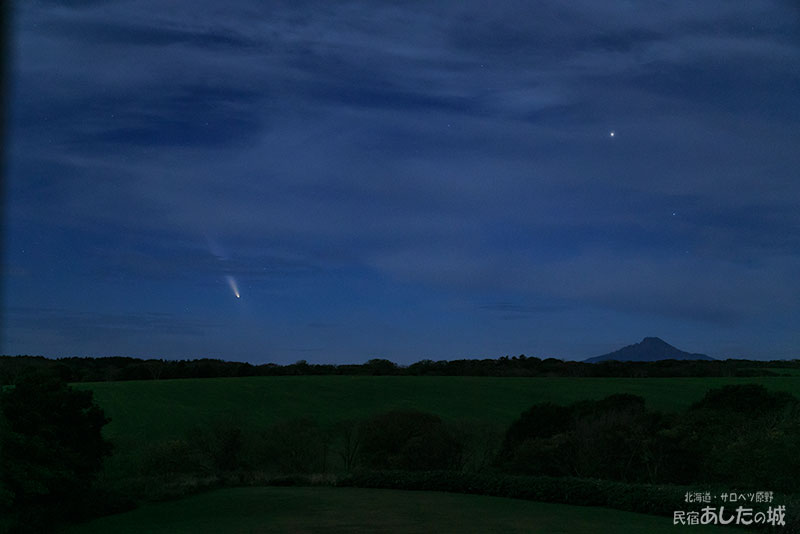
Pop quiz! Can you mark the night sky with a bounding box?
[3,1,799,363]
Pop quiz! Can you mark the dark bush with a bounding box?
[451,420,505,473]
[359,410,462,471]
[567,395,665,482]
[502,402,573,445]
[251,418,328,474]
[495,402,573,475]
[498,395,667,483]
[668,384,800,491]
[0,371,111,531]
[330,419,362,473]
[140,438,209,475]
[191,421,244,472]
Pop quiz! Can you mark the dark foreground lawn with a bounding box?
[67,486,745,534]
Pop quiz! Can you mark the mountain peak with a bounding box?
[639,337,672,348]
[585,337,714,363]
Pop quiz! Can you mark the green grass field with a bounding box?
[75,375,800,446]
[66,376,789,532]
[67,486,746,534]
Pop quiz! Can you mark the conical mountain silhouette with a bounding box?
[585,337,714,363]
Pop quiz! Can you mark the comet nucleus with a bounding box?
[225,275,241,299]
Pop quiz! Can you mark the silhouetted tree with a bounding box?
[189,420,245,472]
[254,418,328,474]
[667,384,800,490]
[497,395,667,482]
[365,359,399,375]
[0,371,111,532]
[359,410,462,471]
[331,419,362,472]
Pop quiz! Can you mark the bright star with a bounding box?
[609,131,615,137]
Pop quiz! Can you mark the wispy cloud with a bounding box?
[5,0,800,361]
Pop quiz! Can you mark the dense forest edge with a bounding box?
[2,353,800,384]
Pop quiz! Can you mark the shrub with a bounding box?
[451,420,505,473]
[190,421,245,472]
[250,418,329,474]
[498,395,667,483]
[139,438,209,475]
[359,410,462,471]
[330,419,362,473]
[0,371,111,531]
[670,385,800,491]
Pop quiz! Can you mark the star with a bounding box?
[609,131,615,137]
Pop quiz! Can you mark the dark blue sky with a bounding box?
[3,1,799,363]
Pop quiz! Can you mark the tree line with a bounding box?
[1,353,797,385]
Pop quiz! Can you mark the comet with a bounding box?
[225,275,241,298]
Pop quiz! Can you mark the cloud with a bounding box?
[371,246,800,326]
[87,238,323,282]
[4,306,218,345]
[480,303,563,314]
[6,0,800,359]
[480,302,567,321]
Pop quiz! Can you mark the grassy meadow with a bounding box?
[75,374,800,445]
[73,374,800,484]
[56,374,799,532]
[67,486,746,534]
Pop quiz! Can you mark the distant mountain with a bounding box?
[585,337,714,363]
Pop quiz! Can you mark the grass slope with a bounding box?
[75,375,800,445]
[67,486,745,534]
